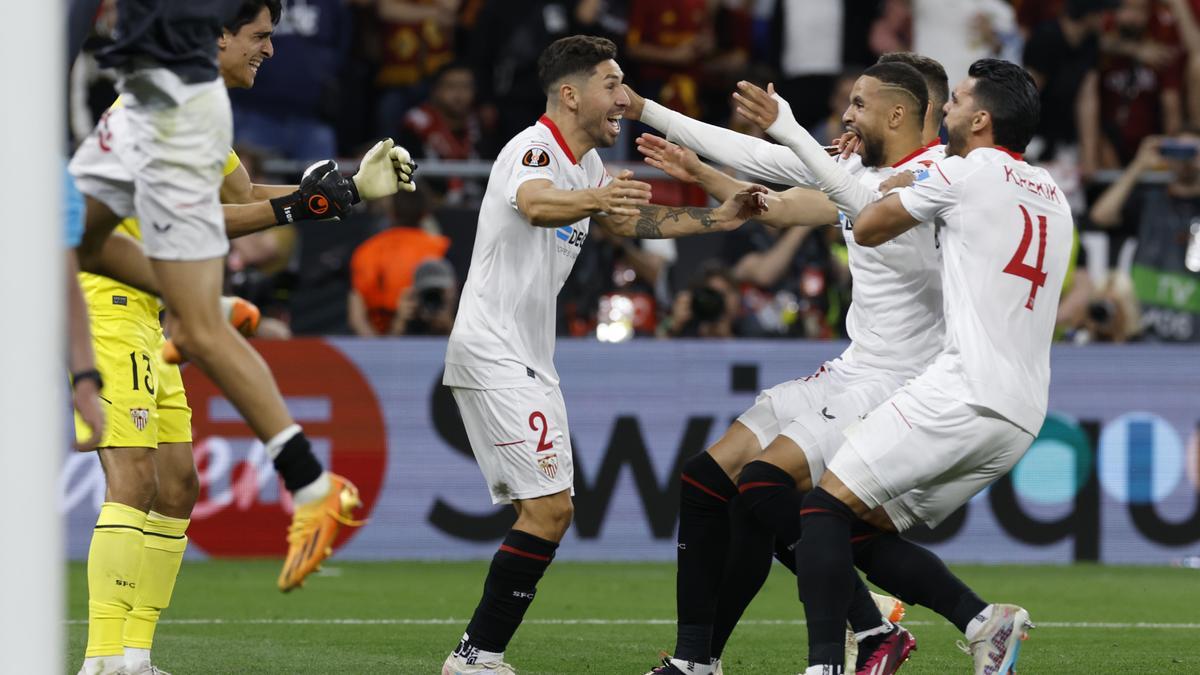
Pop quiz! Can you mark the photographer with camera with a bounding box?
[661,261,741,338]
[393,258,458,336]
[1090,129,1200,341]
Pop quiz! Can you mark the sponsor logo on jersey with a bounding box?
[130,408,149,431]
[555,225,587,256]
[522,147,550,167]
[913,168,931,182]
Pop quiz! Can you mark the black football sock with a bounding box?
[711,461,804,658]
[853,528,986,633]
[674,452,738,663]
[272,431,323,493]
[462,529,558,654]
[797,487,858,668]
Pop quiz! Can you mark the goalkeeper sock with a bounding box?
[124,512,190,658]
[86,503,147,658]
[674,452,739,664]
[265,425,325,498]
[461,530,558,654]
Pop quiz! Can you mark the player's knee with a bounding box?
[708,423,760,480]
[546,499,574,538]
[168,317,227,358]
[156,466,200,516]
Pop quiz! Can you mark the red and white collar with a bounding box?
[537,114,578,165]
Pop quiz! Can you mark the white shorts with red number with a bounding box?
[736,358,911,483]
[69,68,231,261]
[451,384,575,505]
[829,359,1036,531]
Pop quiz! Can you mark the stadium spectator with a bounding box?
[1079,0,1186,171]
[868,0,913,59]
[397,62,490,205]
[625,0,716,120]
[392,258,459,335]
[229,0,353,160]
[661,261,741,338]
[1022,0,1106,164]
[911,0,1019,85]
[1090,130,1200,340]
[466,0,583,152]
[720,219,837,338]
[771,0,846,128]
[348,187,450,336]
[1159,0,1200,126]
[373,0,460,140]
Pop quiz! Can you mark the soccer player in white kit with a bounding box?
[440,36,768,675]
[794,59,1072,675]
[628,57,1001,675]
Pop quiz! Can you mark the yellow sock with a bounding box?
[124,511,190,651]
[86,502,147,658]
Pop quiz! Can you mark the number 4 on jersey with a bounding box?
[1003,205,1048,310]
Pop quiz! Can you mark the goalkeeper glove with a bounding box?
[269,160,357,224]
[349,138,417,203]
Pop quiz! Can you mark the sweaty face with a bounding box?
[577,59,629,148]
[942,78,978,158]
[218,7,274,89]
[841,76,888,167]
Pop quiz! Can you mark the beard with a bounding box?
[859,133,885,168]
[945,123,968,158]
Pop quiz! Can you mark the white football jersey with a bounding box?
[444,115,609,389]
[839,141,946,373]
[898,147,1073,434]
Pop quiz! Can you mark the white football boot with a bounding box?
[956,604,1033,674]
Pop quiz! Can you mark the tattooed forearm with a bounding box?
[632,205,717,238]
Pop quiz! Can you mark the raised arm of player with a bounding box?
[734,81,878,219]
[636,133,839,229]
[596,182,768,239]
[623,85,819,188]
[515,171,653,228]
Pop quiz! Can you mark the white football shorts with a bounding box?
[736,357,911,482]
[70,68,231,261]
[451,384,575,505]
[829,362,1036,531]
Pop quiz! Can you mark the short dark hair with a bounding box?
[967,58,1041,152]
[226,0,282,34]
[432,61,473,87]
[877,52,949,124]
[537,36,618,95]
[861,61,928,129]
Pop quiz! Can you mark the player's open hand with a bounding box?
[878,171,916,193]
[710,184,768,230]
[636,134,703,183]
[73,378,105,452]
[623,85,645,121]
[596,170,652,217]
[733,81,781,131]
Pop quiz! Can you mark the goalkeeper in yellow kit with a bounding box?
[70,2,415,674]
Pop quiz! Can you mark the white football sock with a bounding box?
[965,604,995,641]
[854,618,893,643]
[669,658,714,674]
[263,424,302,460]
[292,471,331,506]
[124,647,151,670]
[81,655,124,674]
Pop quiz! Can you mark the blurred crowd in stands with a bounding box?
[70,0,1200,343]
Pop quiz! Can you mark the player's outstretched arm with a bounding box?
[734,81,878,218]
[636,133,839,229]
[623,84,819,188]
[220,140,417,237]
[598,184,768,239]
[854,193,920,247]
[516,171,652,228]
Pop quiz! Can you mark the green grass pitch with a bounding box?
[67,561,1200,673]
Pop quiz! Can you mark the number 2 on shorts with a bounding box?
[528,411,554,452]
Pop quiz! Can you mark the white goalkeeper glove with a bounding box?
[350,138,417,203]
